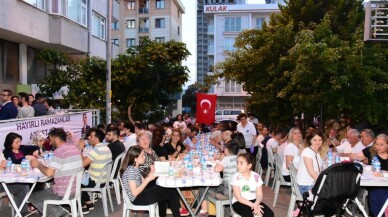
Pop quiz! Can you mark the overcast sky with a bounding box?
[181,0,266,88]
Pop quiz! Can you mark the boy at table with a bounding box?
[29,128,83,217]
[0,152,29,214]
[198,140,239,215]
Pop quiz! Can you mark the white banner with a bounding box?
[0,112,92,150]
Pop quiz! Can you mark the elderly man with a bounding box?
[360,129,375,147]
[29,128,83,217]
[336,128,365,154]
[0,89,18,120]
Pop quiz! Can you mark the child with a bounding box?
[120,146,180,217]
[198,140,239,215]
[231,153,274,217]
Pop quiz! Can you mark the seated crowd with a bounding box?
[0,112,387,217]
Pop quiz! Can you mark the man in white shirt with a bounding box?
[336,129,364,154]
[123,122,137,150]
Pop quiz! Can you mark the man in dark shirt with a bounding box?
[0,89,18,120]
[32,93,47,116]
[106,126,126,179]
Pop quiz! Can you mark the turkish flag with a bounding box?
[196,93,217,125]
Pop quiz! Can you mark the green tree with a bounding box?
[182,82,209,116]
[208,0,388,129]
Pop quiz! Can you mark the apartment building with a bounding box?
[199,0,282,110]
[0,0,119,94]
[113,0,185,53]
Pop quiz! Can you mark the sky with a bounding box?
[181,0,266,88]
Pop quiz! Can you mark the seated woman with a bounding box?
[31,131,47,156]
[137,131,159,178]
[282,127,303,182]
[296,130,327,194]
[351,134,388,217]
[151,127,169,161]
[231,153,274,217]
[121,146,180,217]
[164,129,186,160]
[3,132,39,164]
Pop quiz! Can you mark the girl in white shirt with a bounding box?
[231,153,274,217]
[296,130,328,194]
[282,127,303,182]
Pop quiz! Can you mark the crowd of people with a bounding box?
[0,110,387,217]
[0,89,57,120]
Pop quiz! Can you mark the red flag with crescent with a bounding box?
[196,93,217,125]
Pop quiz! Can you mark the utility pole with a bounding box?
[106,0,112,124]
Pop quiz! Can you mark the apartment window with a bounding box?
[112,39,119,45]
[112,21,119,30]
[127,38,136,47]
[155,37,165,43]
[156,0,165,9]
[155,18,165,28]
[225,17,241,32]
[256,17,265,29]
[126,20,136,29]
[0,41,20,83]
[224,37,236,51]
[225,80,242,93]
[23,0,45,10]
[127,1,135,10]
[68,0,88,26]
[92,12,106,40]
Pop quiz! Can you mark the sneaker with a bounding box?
[82,206,90,214]
[180,208,190,216]
[86,203,94,210]
[198,210,209,217]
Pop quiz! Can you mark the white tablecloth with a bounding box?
[360,170,388,187]
[0,168,50,183]
[157,171,222,188]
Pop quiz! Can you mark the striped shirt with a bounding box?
[87,143,112,182]
[49,143,83,196]
[121,165,142,202]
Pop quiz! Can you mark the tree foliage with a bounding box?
[207,0,388,129]
[182,82,210,115]
[38,40,191,123]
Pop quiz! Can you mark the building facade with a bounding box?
[199,0,282,110]
[0,0,119,95]
[113,0,185,53]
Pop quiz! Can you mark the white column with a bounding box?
[19,44,28,85]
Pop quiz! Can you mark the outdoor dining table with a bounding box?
[156,161,222,217]
[0,167,51,217]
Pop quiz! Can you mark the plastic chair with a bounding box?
[228,183,241,217]
[81,162,113,217]
[255,146,263,176]
[42,170,84,217]
[273,153,291,207]
[118,176,159,217]
[207,191,229,217]
[288,164,303,215]
[109,152,126,205]
[264,152,274,186]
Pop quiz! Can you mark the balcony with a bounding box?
[139,8,149,14]
[139,27,149,33]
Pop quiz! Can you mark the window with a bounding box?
[27,47,47,84]
[224,37,236,51]
[156,0,165,9]
[155,18,165,28]
[126,20,136,29]
[127,38,136,47]
[80,0,87,26]
[0,41,19,83]
[23,0,45,10]
[92,12,106,40]
[224,80,242,93]
[127,1,135,10]
[225,17,241,32]
[155,37,165,43]
[112,39,119,45]
[68,0,88,26]
[256,17,265,29]
[112,21,119,30]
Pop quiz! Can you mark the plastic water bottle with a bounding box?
[43,152,49,165]
[201,158,207,171]
[327,150,333,167]
[335,156,341,163]
[25,159,31,172]
[6,158,12,173]
[374,158,381,174]
[168,166,174,176]
[371,156,377,172]
[48,150,54,159]
[187,163,194,177]
[21,159,27,172]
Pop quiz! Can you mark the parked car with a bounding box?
[216,119,238,132]
[215,109,243,122]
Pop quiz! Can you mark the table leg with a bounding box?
[2,182,37,217]
[176,187,210,217]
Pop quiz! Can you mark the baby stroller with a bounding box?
[298,162,366,217]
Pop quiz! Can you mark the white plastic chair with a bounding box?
[118,176,159,217]
[42,170,84,217]
[0,191,14,215]
[228,183,241,217]
[81,162,113,217]
[207,191,229,217]
[273,154,291,207]
[264,152,274,186]
[255,146,263,176]
[109,152,126,205]
[288,164,303,215]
